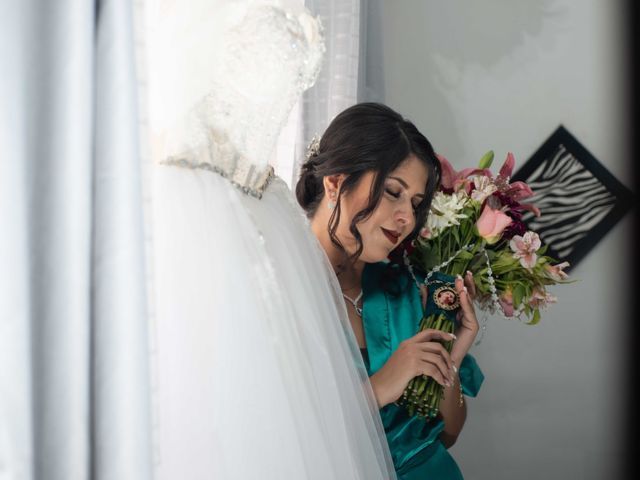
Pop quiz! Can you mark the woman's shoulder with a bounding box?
[363,261,422,297]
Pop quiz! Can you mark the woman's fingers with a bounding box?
[464,270,477,299]
[418,342,453,371]
[420,352,453,383]
[454,275,477,325]
[412,328,456,344]
[419,361,449,387]
[459,288,477,323]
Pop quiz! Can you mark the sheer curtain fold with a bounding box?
[289,0,360,185]
[1,0,152,478]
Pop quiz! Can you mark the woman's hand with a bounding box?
[419,271,479,367]
[369,329,456,408]
[450,272,479,364]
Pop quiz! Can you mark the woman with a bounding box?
[296,103,484,479]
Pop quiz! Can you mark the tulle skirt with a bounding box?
[150,165,396,479]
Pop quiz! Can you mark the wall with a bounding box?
[371,1,632,478]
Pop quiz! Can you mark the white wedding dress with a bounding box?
[145,1,395,479]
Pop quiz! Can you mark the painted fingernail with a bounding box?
[449,333,457,339]
[452,364,458,373]
[456,274,463,280]
[466,270,473,277]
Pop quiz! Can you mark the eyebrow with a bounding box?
[388,176,425,198]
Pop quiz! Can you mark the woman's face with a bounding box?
[336,155,429,263]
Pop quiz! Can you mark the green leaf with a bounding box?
[527,309,541,325]
[513,284,525,307]
[478,150,495,169]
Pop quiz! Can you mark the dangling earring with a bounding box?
[328,192,336,211]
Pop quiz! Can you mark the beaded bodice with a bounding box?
[147,0,324,197]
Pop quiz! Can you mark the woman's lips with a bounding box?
[381,227,400,245]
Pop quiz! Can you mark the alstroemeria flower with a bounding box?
[545,261,570,281]
[510,231,541,269]
[528,287,557,309]
[476,205,513,244]
[470,175,498,203]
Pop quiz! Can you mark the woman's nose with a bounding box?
[395,205,413,228]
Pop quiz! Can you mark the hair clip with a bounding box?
[305,134,321,160]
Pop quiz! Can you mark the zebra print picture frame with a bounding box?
[511,125,633,271]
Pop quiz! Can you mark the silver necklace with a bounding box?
[342,290,363,317]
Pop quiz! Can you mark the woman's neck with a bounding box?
[311,217,364,292]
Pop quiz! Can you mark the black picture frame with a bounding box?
[511,125,634,271]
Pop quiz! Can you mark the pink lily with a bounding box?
[505,181,534,201]
[499,152,515,178]
[518,202,542,217]
[437,154,492,193]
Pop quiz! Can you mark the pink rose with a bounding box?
[476,205,513,244]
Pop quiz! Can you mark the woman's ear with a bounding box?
[322,174,344,198]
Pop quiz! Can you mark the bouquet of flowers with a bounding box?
[395,151,571,419]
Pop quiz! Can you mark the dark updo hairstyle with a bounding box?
[296,102,441,265]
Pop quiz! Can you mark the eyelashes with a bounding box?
[385,188,420,212]
[385,188,401,199]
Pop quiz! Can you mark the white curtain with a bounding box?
[280,0,361,187]
[0,1,152,478]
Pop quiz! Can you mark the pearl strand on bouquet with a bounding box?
[481,250,526,321]
[403,245,527,328]
[403,244,474,287]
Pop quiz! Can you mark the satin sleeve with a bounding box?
[459,353,483,397]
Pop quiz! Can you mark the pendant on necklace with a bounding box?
[342,290,363,317]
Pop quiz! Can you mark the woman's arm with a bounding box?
[438,373,467,448]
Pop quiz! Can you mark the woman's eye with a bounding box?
[385,188,401,199]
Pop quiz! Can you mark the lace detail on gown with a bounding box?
[150,2,325,197]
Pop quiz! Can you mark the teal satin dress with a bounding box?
[362,262,484,480]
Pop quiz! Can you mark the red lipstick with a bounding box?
[381,227,400,245]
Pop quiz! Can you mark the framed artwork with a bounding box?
[511,125,634,271]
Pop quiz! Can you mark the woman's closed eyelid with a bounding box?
[384,187,401,198]
[385,187,421,214]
